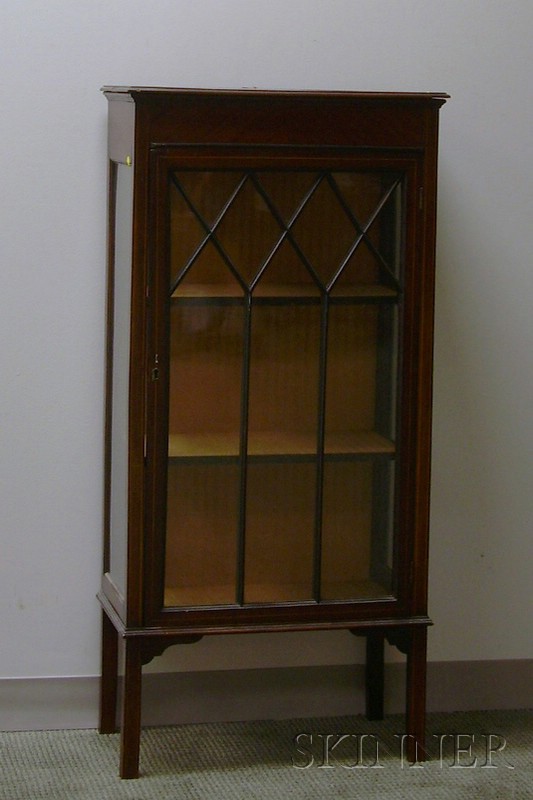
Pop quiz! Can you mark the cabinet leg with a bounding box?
[99,609,118,734]
[365,631,385,720]
[120,638,143,779]
[405,626,428,763]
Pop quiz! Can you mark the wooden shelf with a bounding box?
[330,285,398,298]
[172,284,245,299]
[168,430,395,459]
[171,283,398,302]
[164,578,392,607]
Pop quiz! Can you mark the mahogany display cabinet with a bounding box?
[98,86,448,777]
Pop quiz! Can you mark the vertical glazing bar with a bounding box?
[313,292,329,600]
[370,305,394,585]
[236,292,252,605]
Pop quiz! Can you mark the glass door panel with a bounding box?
[254,171,319,225]
[244,303,321,603]
[244,462,315,603]
[164,302,244,606]
[251,241,321,298]
[328,173,402,296]
[290,177,357,286]
[169,171,248,296]
[247,304,321,445]
[167,303,244,456]
[162,166,404,609]
[320,460,395,600]
[321,302,399,600]
[321,461,375,600]
[165,463,239,606]
[215,179,283,286]
[171,245,244,298]
[172,171,246,227]
[325,305,380,434]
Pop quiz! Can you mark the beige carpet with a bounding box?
[1,709,531,799]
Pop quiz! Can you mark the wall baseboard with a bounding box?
[1,660,531,732]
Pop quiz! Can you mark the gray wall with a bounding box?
[1,1,532,724]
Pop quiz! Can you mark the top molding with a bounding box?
[101,86,449,105]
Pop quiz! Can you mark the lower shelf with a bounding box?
[164,579,392,608]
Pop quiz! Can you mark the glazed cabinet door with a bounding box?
[146,151,420,624]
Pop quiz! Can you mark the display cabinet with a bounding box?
[98,87,447,777]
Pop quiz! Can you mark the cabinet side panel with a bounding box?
[107,97,135,164]
[104,162,134,608]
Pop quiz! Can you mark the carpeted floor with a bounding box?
[1,710,531,799]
